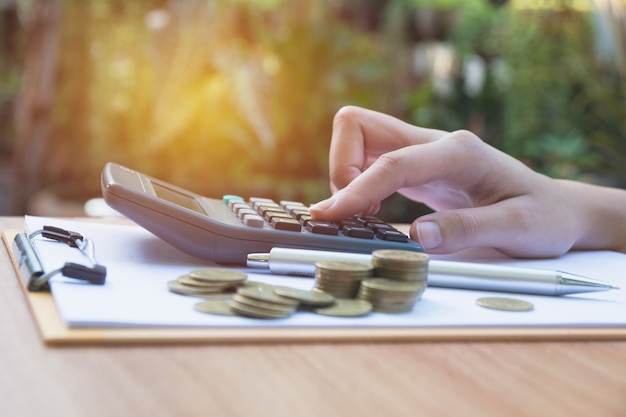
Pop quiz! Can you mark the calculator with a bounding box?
[101,162,423,264]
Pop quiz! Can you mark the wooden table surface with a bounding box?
[1,216,626,417]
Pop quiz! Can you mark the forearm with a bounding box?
[561,180,626,253]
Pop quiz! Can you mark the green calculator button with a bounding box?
[222,194,244,205]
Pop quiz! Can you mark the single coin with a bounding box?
[189,269,248,283]
[177,274,238,288]
[273,287,336,306]
[167,280,222,296]
[361,277,425,292]
[315,260,374,273]
[194,300,238,316]
[476,297,534,312]
[372,249,430,263]
[237,285,299,307]
[229,300,293,319]
[313,299,373,317]
[232,293,297,313]
[241,280,276,289]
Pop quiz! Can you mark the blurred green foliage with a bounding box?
[408,0,626,183]
[0,6,22,152]
[45,0,395,203]
[5,0,626,216]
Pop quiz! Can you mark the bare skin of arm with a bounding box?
[309,106,626,258]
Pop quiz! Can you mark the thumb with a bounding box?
[411,204,529,256]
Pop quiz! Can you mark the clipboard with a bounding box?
[4,228,626,345]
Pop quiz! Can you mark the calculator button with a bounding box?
[342,225,374,239]
[280,200,306,210]
[243,214,264,228]
[265,211,292,222]
[237,208,257,220]
[231,202,252,215]
[256,204,281,216]
[222,194,244,206]
[305,220,340,236]
[254,205,277,216]
[364,220,388,229]
[286,205,306,214]
[375,229,409,242]
[371,223,395,232]
[340,219,362,228]
[249,197,277,210]
[299,214,313,226]
[272,218,302,232]
[291,209,311,221]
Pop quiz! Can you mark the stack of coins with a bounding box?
[358,278,425,313]
[173,253,429,319]
[357,250,429,313]
[313,260,374,298]
[195,284,339,319]
[167,269,248,296]
[371,250,429,281]
[229,285,300,319]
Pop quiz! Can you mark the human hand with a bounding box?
[309,106,589,257]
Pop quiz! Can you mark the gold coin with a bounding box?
[372,249,429,264]
[177,274,238,288]
[476,297,534,312]
[273,287,335,306]
[237,285,299,307]
[241,280,276,289]
[313,299,372,317]
[229,300,293,319]
[194,300,238,316]
[315,260,374,273]
[189,269,248,283]
[361,277,425,292]
[167,280,223,296]
[232,293,297,313]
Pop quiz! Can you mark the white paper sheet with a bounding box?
[23,216,626,329]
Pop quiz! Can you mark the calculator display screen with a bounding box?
[151,181,204,214]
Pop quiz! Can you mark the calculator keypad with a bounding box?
[223,195,409,242]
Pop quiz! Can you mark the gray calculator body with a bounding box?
[101,162,423,264]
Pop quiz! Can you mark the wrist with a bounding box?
[559,180,626,253]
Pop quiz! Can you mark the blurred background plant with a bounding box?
[0,0,624,219]
[407,0,626,183]
[7,0,398,214]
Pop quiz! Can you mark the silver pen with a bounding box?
[246,247,619,296]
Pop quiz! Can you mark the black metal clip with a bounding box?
[42,225,85,248]
[12,225,107,292]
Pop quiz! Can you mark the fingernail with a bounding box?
[416,221,442,250]
[309,196,336,212]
